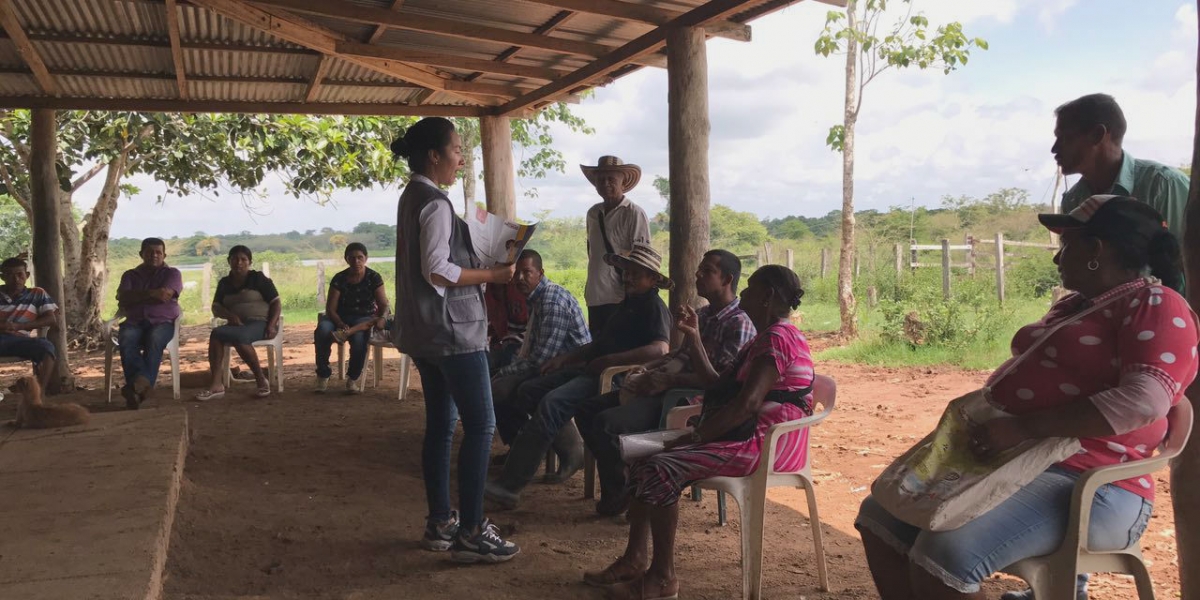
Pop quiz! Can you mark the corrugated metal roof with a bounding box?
[0,0,808,115]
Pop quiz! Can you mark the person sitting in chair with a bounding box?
[115,237,183,409]
[0,256,59,392]
[314,242,388,395]
[195,245,281,401]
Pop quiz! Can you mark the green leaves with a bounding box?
[825,125,846,152]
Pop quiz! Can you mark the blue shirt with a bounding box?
[495,278,591,379]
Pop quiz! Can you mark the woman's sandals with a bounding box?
[604,574,679,600]
[583,558,645,587]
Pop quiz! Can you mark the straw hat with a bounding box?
[580,155,642,193]
[604,243,674,290]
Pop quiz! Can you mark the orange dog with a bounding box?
[9,376,89,429]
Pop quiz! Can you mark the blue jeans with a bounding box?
[519,369,599,442]
[0,333,55,363]
[412,351,495,531]
[314,315,374,380]
[118,321,176,387]
[855,466,1154,594]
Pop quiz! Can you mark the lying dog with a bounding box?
[8,376,89,429]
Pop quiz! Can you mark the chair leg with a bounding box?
[221,347,232,387]
[583,449,596,499]
[171,347,181,400]
[691,486,702,502]
[398,354,411,401]
[1123,554,1157,600]
[336,342,345,380]
[373,345,384,389]
[802,481,829,592]
[104,346,115,405]
[718,491,728,526]
[274,344,284,392]
[739,490,766,600]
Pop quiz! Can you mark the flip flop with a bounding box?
[255,384,272,398]
[583,560,645,587]
[605,575,679,600]
[194,389,225,401]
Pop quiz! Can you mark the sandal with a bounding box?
[584,558,646,588]
[194,389,225,401]
[255,384,272,398]
[605,575,678,600]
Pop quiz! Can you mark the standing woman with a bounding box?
[392,117,519,563]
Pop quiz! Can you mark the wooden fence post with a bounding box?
[967,235,977,277]
[762,242,772,265]
[994,232,1006,304]
[202,261,212,313]
[941,238,951,300]
[786,248,794,272]
[894,243,902,276]
[820,248,829,278]
[317,261,326,307]
[909,239,918,272]
[868,242,877,272]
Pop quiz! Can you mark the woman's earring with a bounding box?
[1087,259,1100,271]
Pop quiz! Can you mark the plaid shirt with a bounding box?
[495,278,591,379]
[682,298,756,375]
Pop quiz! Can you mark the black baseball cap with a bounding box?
[1038,195,1168,243]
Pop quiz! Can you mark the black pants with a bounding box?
[492,372,533,446]
[576,390,667,500]
[587,304,620,338]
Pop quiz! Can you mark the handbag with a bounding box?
[871,286,1139,531]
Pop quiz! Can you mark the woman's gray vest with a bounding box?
[393,180,488,357]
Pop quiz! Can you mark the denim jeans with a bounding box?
[855,466,1154,594]
[412,351,495,531]
[0,333,55,363]
[118,320,176,387]
[314,315,374,380]
[520,370,599,442]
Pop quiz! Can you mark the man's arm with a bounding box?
[586,340,669,375]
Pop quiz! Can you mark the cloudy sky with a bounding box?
[91,0,1198,239]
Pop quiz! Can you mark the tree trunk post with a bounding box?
[966,234,977,277]
[1176,4,1200,594]
[894,243,902,276]
[994,232,1006,305]
[836,0,859,337]
[316,261,326,307]
[29,109,71,393]
[786,248,794,272]
[867,286,878,308]
[666,25,710,322]
[941,238,951,300]
[480,115,516,221]
[820,248,829,278]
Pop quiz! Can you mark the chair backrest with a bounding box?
[1159,399,1194,461]
[811,374,837,415]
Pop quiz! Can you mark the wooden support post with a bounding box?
[202,262,212,312]
[785,248,794,272]
[666,26,709,321]
[894,243,902,276]
[820,248,829,278]
[28,109,71,393]
[966,235,977,277]
[941,238,951,300]
[762,241,771,265]
[994,232,1006,304]
[480,115,516,220]
[316,261,327,306]
[909,239,918,272]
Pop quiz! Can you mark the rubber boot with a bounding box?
[542,421,585,484]
[484,426,553,510]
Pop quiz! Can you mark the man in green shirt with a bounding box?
[1054,93,1189,242]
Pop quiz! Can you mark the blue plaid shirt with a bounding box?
[495,278,591,379]
[685,298,756,374]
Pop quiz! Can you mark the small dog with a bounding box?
[8,376,89,429]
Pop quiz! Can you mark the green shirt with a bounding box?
[1060,151,1190,241]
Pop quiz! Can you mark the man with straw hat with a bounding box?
[485,242,672,510]
[581,155,651,336]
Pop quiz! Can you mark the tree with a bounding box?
[652,175,670,202]
[815,0,986,337]
[328,233,348,249]
[194,237,221,257]
[0,111,413,342]
[0,195,31,260]
[710,204,769,250]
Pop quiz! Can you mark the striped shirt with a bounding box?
[495,278,591,379]
[0,286,58,337]
[684,299,756,375]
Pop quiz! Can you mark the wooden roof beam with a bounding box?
[165,0,189,100]
[496,0,770,115]
[517,0,751,42]
[336,42,569,81]
[366,0,405,44]
[0,0,58,96]
[0,96,487,116]
[302,54,331,102]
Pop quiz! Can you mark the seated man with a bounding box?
[492,250,591,459]
[485,243,671,510]
[314,242,388,394]
[485,276,528,373]
[115,237,183,409]
[576,249,755,515]
[0,257,59,391]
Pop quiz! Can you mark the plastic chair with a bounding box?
[366,337,412,400]
[215,316,285,392]
[103,310,182,402]
[577,364,643,498]
[1000,400,1194,600]
[665,374,837,598]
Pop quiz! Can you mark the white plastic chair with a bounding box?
[214,316,285,392]
[366,337,412,400]
[665,374,837,598]
[103,310,182,402]
[1000,400,1194,600]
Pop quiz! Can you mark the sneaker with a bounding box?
[315,377,329,393]
[346,377,362,395]
[421,511,460,552]
[450,518,520,564]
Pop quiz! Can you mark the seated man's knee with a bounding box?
[33,338,56,361]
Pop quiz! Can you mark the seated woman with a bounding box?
[314,242,388,394]
[584,265,814,600]
[855,196,1199,600]
[196,245,282,400]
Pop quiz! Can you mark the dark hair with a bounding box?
[391,117,456,173]
[0,257,27,272]
[704,249,742,291]
[228,245,253,263]
[345,242,368,258]
[1055,93,1126,144]
[518,249,543,270]
[749,265,805,316]
[141,237,166,253]
[1098,229,1184,293]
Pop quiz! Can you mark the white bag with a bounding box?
[618,429,691,463]
[872,286,1138,531]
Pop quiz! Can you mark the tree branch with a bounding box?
[0,116,31,170]
[69,162,108,193]
[0,162,30,215]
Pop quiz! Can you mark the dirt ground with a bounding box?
[0,326,1183,599]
